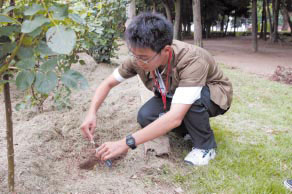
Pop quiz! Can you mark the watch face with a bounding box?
[126,135,136,149]
[128,138,134,145]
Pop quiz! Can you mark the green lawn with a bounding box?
[165,65,292,194]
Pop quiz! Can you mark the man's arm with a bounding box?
[80,74,121,141]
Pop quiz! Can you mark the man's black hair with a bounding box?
[125,12,173,53]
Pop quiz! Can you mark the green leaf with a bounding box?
[15,70,35,91]
[21,15,49,33]
[34,71,58,94]
[46,25,76,55]
[61,70,88,90]
[24,4,44,16]
[15,103,26,111]
[16,47,34,59]
[16,57,35,70]
[3,6,16,14]
[27,26,42,38]
[79,59,86,65]
[36,41,56,57]
[69,13,86,24]
[0,15,15,23]
[0,42,16,58]
[49,4,68,20]
[40,57,58,72]
[0,25,20,36]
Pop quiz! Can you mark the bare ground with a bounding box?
[1,37,291,194]
[0,54,186,194]
[186,36,292,76]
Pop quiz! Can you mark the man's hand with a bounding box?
[80,114,97,141]
[96,140,129,161]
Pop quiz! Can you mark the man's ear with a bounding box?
[162,45,172,55]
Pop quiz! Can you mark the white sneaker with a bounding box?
[184,148,216,166]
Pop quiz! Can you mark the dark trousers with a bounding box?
[137,86,228,149]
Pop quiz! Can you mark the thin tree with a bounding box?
[173,0,181,40]
[2,0,16,191]
[271,0,280,42]
[252,0,258,52]
[162,0,172,22]
[125,0,136,28]
[192,0,203,47]
[265,0,273,36]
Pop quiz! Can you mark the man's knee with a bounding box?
[137,106,153,128]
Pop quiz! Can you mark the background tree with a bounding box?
[271,0,281,42]
[125,0,136,28]
[192,0,202,47]
[252,0,258,52]
[173,0,181,40]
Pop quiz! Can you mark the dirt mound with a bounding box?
[270,65,292,85]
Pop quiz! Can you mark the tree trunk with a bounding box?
[283,4,292,35]
[125,0,136,28]
[271,0,280,42]
[220,15,225,33]
[162,0,172,22]
[265,0,273,37]
[224,15,229,36]
[234,15,237,36]
[153,1,156,13]
[252,0,258,52]
[187,23,191,35]
[260,0,265,39]
[3,74,15,192]
[281,9,289,31]
[174,0,181,40]
[192,0,202,47]
[263,0,267,40]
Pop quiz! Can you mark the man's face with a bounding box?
[128,47,166,71]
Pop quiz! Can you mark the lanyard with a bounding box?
[151,51,172,111]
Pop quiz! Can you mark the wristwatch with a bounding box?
[126,134,137,150]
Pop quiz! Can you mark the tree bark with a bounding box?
[281,9,289,31]
[174,0,181,40]
[252,0,258,52]
[283,4,292,35]
[265,0,273,37]
[263,0,267,40]
[220,15,225,33]
[192,0,202,47]
[3,74,15,192]
[234,15,237,36]
[125,0,136,28]
[271,0,280,42]
[224,15,229,36]
[162,0,172,22]
[260,0,265,39]
[153,1,156,13]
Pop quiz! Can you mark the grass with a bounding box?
[163,65,292,194]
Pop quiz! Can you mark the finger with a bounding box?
[89,125,96,134]
[81,127,90,140]
[101,150,111,161]
[104,153,114,161]
[96,144,107,158]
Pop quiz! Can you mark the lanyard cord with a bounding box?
[151,51,172,111]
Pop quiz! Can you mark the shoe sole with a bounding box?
[184,151,216,166]
[284,180,292,191]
